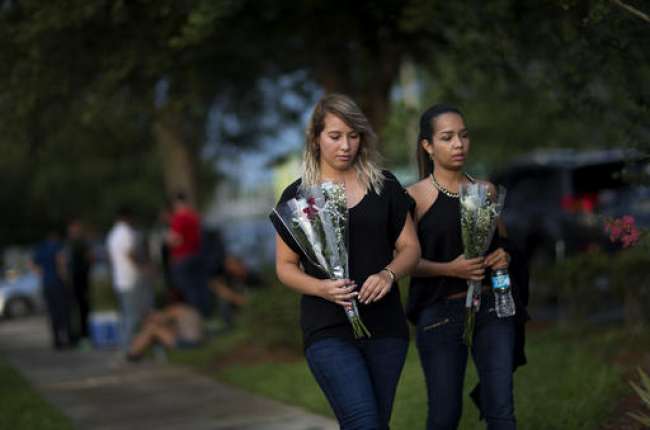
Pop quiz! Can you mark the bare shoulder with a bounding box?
[407,177,438,222]
[407,178,432,205]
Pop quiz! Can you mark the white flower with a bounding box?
[461,195,481,211]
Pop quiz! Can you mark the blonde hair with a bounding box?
[302,94,384,194]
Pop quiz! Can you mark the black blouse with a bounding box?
[271,170,413,349]
[407,192,499,324]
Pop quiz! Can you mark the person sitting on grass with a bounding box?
[126,289,204,361]
[207,255,257,330]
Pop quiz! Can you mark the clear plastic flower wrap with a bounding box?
[459,182,506,346]
[271,181,371,338]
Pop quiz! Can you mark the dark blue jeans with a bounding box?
[416,293,516,430]
[171,255,212,317]
[305,337,408,430]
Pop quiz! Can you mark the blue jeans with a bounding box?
[416,294,516,430]
[117,289,140,352]
[171,255,212,317]
[305,337,408,430]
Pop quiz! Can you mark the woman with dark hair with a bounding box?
[271,94,420,429]
[407,105,517,429]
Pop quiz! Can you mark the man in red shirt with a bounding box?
[168,195,201,261]
[167,193,211,316]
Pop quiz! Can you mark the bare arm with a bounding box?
[408,180,485,282]
[166,230,182,247]
[275,235,357,307]
[412,254,485,280]
[358,213,421,304]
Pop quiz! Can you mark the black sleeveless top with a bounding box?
[407,192,499,324]
[271,170,413,349]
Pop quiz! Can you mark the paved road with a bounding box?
[0,316,337,430]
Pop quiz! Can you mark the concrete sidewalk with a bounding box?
[0,316,337,430]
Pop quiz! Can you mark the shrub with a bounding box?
[543,250,609,324]
[608,245,650,330]
[239,281,303,352]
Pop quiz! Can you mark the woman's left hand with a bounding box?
[358,270,393,304]
[484,247,510,270]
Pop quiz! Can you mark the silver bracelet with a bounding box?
[382,267,397,283]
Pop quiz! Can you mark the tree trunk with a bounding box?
[359,46,403,137]
[153,108,198,206]
[315,46,402,150]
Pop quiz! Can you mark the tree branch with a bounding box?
[610,0,650,24]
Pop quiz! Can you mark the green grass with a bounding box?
[172,324,639,429]
[0,356,73,430]
[221,361,333,416]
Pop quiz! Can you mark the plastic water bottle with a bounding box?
[492,269,516,318]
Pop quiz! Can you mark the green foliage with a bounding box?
[610,238,650,328]
[540,241,650,326]
[628,368,650,427]
[239,285,302,352]
[2,0,649,244]
[541,250,610,323]
[0,0,273,244]
[0,356,73,429]
[383,0,650,173]
[609,245,650,292]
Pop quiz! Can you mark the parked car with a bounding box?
[0,270,44,319]
[491,149,650,265]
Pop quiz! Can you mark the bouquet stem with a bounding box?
[462,280,482,347]
[463,309,476,347]
[347,300,371,339]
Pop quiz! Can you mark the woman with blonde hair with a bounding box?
[271,94,420,429]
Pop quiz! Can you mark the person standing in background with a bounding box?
[149,206,174,291]
[67,218,93,344]
[106,207,143,353]
[167,193,211,316]
[32,229,74,349]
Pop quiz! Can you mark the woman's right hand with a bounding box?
[448,254,485,281]
[318,279,357,307]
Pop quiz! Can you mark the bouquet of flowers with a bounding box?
[459,182,506,346]
[271,182,371,338]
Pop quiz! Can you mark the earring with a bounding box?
[429,152,434,161]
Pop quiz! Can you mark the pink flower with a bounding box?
[605,219,623,241]
[606,215,641,248]
[609,223,623,241]
[622,224,641,248]
[303,197,319,220]
[622,215,635,227]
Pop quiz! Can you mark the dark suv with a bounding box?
[491,149,650,264]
